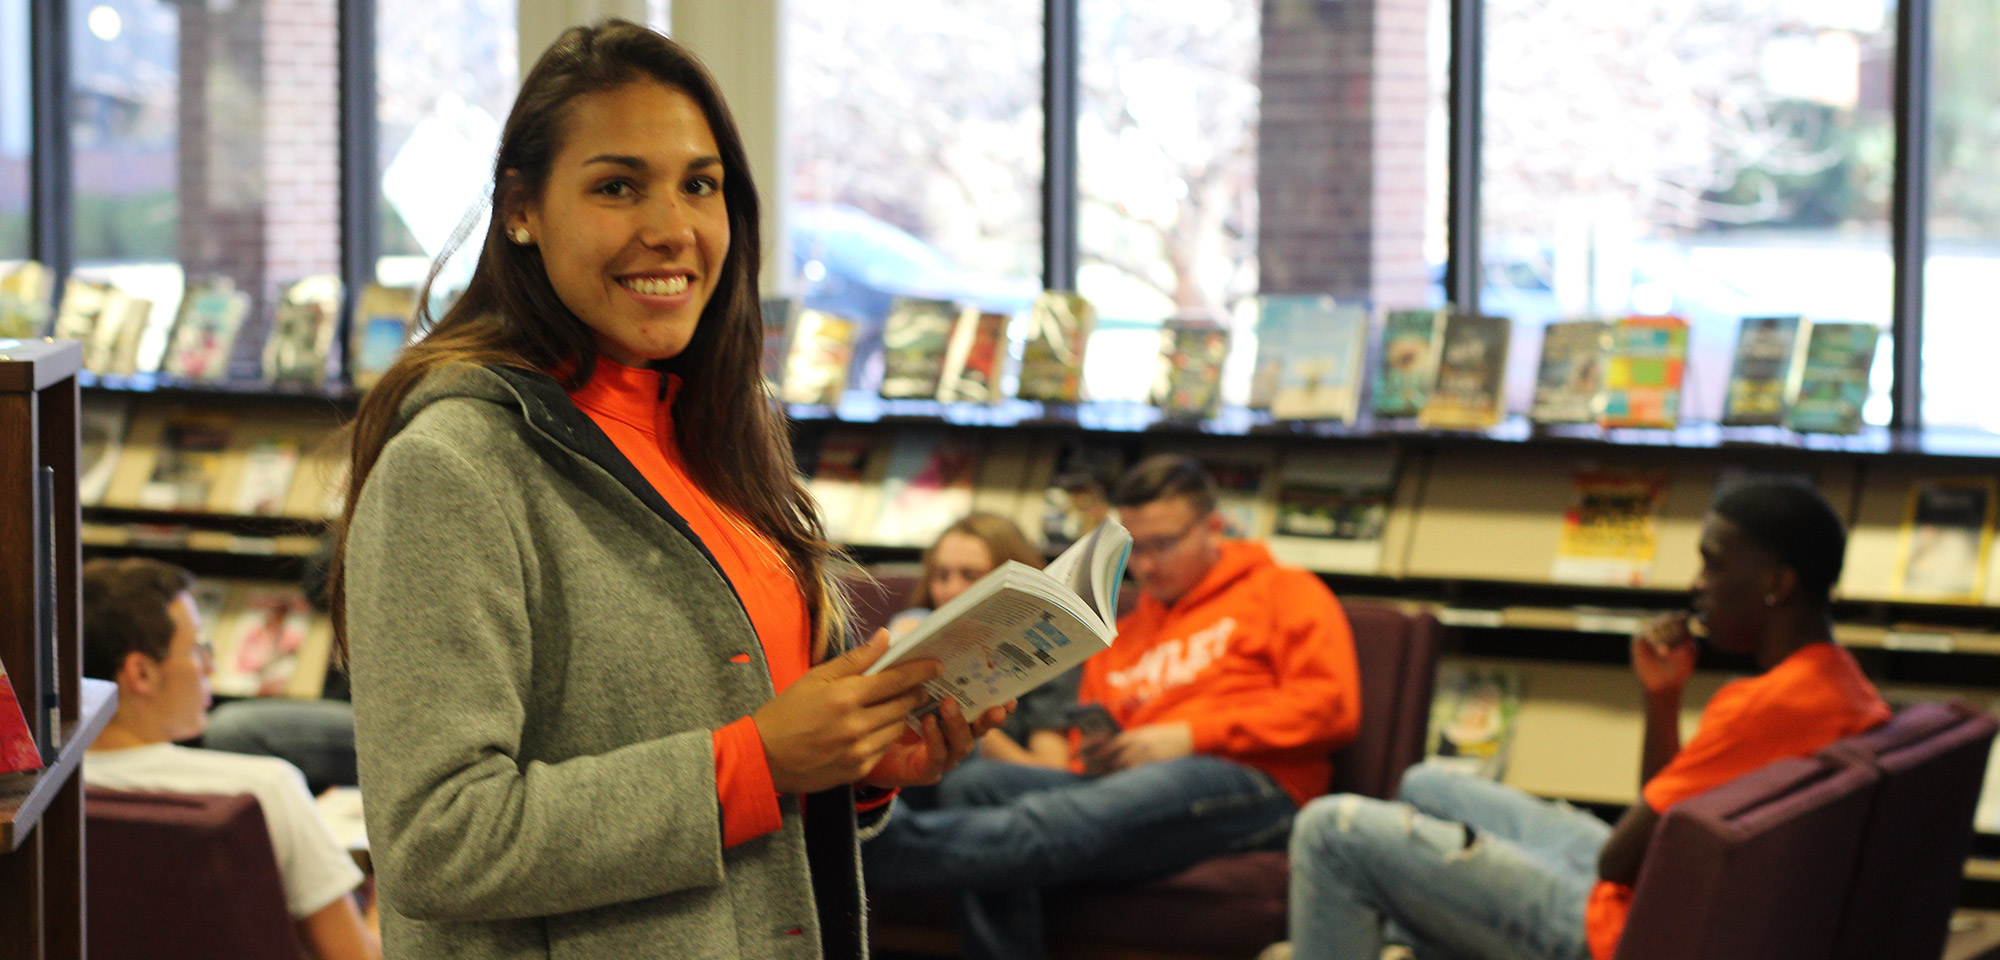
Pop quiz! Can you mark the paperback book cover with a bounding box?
[1267,447,1399,574]
[264,276,344,385]
[1253,295,1369,422]
[211,585,331,699]
[1598,315,1688,429]
[78,394,133,507]
[136,417,234,511]
[866,519,1130,720]
[938,308,1011,404]
[1895,478,1997,603]
[880,297,959,400]
[779,309,860,406]
[868,430,982,547]
[1552,467,1669,586]
[805,429,880,544]
[1426,665,1523,780]
[51,276,113,349]
[164,280,252,381]
[0,260,53,339]
[1530,319,1611,425]
[1418,313,1510,431]
[1373,308,1445,418]
[1784,322,1879,435]
[101,290,164,376]
[1151,320,1230,420]
[759,297,796,393]
[0,655,42,775]
[1018,291,1095,403]
[1721,316,1805,426]
[352,284,417,390]
[232,436,303,515]
[82,288,154,374]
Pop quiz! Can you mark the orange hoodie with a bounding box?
[1078,540,1361,807]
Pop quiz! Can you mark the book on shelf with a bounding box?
[880,296,960,400]
[967,433,1041,528]
[938,307,1011,404]
[163,279,252,381]
[263,276,344,386]
[0,260,53,339]
[131,415,236,512]
[806,429,883,544]
[1784,322,1879,435]
[1038,437,1126,554]
[1418,313,1510,431]
[1895,478,1997,604]
[864,518,1131,720]
[1529,319,1611,425]
[78,394,133,507]
[1551,467,1669,586]
[1373,308,1446,418]
[280,433,350,520]
[229,436,304,515]
[1018,291,1095,404]
[1426,664,1523,780]
[0,653,42,775]
[352,284,418,391]
[759,297,796,394]
[84,287,157,375]
[1266,447,1399,574]
[1151,319,1230,420]
[1597,315,1687,429]
[51,276,112,352]
[1720,315,1805,427]
[866,430,983,547]
[779,308,860,406]
[1252,294,1369,423]
[209,583,333,699]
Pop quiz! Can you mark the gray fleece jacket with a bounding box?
[344,363,881,960]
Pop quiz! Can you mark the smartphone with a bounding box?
[1066,703,1121,739]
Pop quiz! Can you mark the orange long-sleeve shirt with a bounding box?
[1078,540,1361,807]
[569,359,807,848]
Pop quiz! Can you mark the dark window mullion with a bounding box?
[1444,0,1481,315]
[1888,0,1931,432]
[1043,0,1078,292]
[337,0,378,386]
[29,0,72,288]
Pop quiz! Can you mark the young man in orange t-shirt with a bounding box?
[1282,481,1890,960]
[866,455,1362,960]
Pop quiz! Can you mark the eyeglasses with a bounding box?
[1128,516,1210,558]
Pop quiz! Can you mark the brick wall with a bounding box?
[1258,0,1432,308]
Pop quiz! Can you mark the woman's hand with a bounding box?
[753,631,940,794]
[864,699,1013,788]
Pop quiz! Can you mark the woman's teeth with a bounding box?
[620,276,689,296]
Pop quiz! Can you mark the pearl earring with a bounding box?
[510,227,531,245]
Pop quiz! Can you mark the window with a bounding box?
[375,0,517,293]
[784,0,1043,395]
[0,0,27,262]
[1923,0,2000,433]
[1481,0,1898,423]
[1076,0,1258,402]
[69,0,341,378]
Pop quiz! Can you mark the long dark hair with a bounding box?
[330,20,849,659]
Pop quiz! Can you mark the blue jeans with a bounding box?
[865,755,1296,960]
[1289,764,1605,960]
[202,698,358,793]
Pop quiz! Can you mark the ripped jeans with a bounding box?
[1288,763,1606,960]
[864,755,1296,960]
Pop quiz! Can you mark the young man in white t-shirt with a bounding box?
[82,557,378,960]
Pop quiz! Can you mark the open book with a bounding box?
[865,519,1132,719]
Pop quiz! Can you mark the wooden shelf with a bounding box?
[0,679,117,853]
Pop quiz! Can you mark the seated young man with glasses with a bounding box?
[865,454,1362,960]
[81,557,378,960]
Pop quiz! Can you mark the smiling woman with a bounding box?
[326,20,1000,960]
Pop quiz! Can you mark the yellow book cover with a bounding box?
[1895,478,1997,603]
[1552,468,1669,586]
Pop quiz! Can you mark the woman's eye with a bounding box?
[686,176,720,197]
[597,180,636,198]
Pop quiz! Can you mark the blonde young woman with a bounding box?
[330,22,1002,960]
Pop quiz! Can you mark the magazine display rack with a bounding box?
[0,339,119,960]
